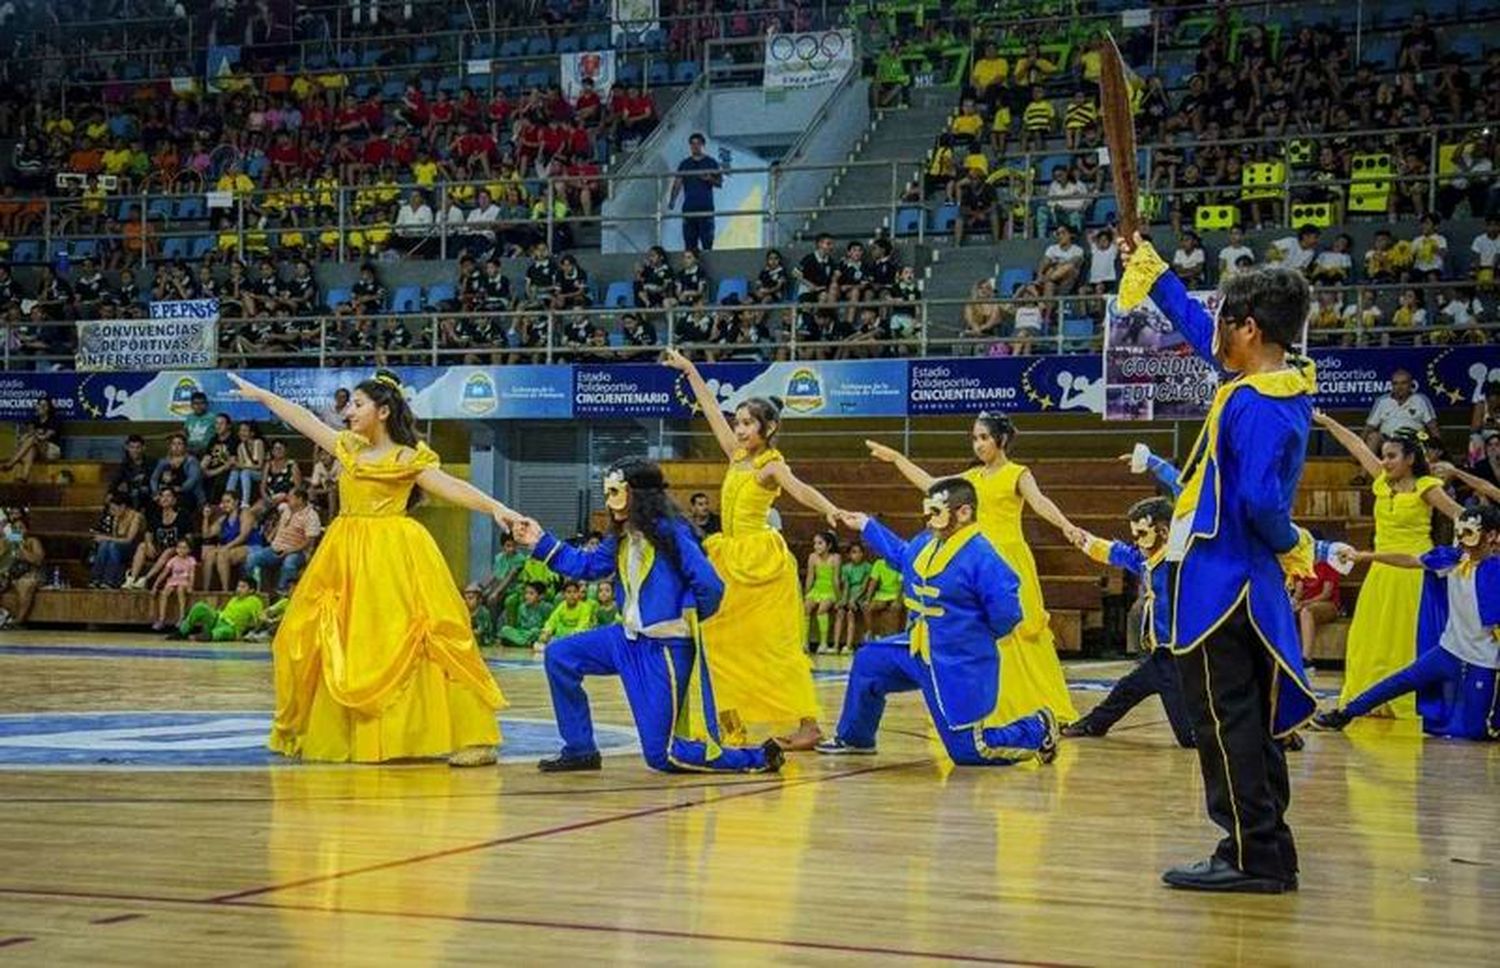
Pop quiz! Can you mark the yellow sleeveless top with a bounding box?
[719,448,782,538]
[962,461,1027,548]
[1371,472,1440,555]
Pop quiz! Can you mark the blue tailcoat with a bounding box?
[860,518,1023,728]
[533,521,724,627]
[1413,547,1500,738]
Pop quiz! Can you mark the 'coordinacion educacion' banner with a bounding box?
[4,346,1494,422]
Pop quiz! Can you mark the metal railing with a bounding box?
[4,286,1494,373]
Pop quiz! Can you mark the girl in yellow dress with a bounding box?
[663,349,844,749]
[866,413,1081,724]
[227,370,519,765]
[1314,413,1461,717]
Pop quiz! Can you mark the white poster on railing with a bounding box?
[561,49,616,102]
[75,299,219,372]
[610,0,658,45]
[763,30,855,90]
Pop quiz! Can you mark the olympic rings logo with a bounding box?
[767,31,848,72]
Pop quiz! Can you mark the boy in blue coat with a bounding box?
[514,457,781,775]
[1118,233,1318,894]
[1064,496,1196,747]
[816,477,1060,765]
[1314,505,1500,738]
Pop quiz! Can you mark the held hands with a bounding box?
[833,509,869,531]
[1431,461,1456,481]
[864,439,900,464]
[510,516,544,546]
[1068,528,1093,551]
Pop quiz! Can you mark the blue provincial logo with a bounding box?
[782,367,824,413]
[460,371,499,415]
[0,712,638,768]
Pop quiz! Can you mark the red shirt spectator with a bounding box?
[453,129,495,161]
[268,137,302,170]
[390,132,416,168]
[567,123,592,159]
[574,88,602,125]
[361,95,384,130]
[362,137,392,167]
[540,122,569,160]
[487,94,512,127]
[1296,562,1342,612]
[302,100,332,133]
[336,104,366,134]
[401,86,428,126]
[429,98,455,127]
[546,88,573,122]
[456,90,482,125]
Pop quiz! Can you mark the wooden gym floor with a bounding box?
[0,631,1497,966]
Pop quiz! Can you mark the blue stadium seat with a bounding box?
[113,200,134,222]
[325,287,352,310]
[413,45,439,64]
[617,62,641,86]
[381,79,405,99]
[893,207,923,236]
[715,277,749,304]
[556,36,580,54]
[1036,154,1072,182]
[108,115,135,139]
[121,62,144,80]
[526,37,553,57]
[641,28,665,50]
[584,31,612,51]
[360,47,384,67]
[420,77,436,95]
[352,81,374,99]
[175,195,205,220]
[1090,196,1118,227]
[305,51,328,69]
[391,285,423,313]
[672,60,698,84]
[70,239,99,261]
[604,280,635,308]
[998,268,1031,296]
[188,236,215,260]
[424,283,456,307]
[335,48,356,68]
[500,38,527,59]
[10,241,40,264]
[930,203,959,234]
[1364,36,1400,68]
[470,41,494,59]
[147,198,174,220]
[1060,317,1095,351]
[523,70,552,90]
[438,74,463,94]
[648,61,671,86]
[1451,35,1484,63]
[496,73,521,94]
[162,236,190,260]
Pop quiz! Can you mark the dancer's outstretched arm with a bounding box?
[1017,469,1083,544]
[1312,409,1383,479]
[1434,461,1500,504]
[415,469,521,530]
[1348,549,1424,570]
[865,440,935,491]
[762,459,842,522]
[228,373,339,455]
[662,349,738,460]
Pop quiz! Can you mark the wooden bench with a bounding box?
[1,587,234,628]
[1310,618,1351,662]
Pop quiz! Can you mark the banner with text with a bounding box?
[75,299,220,372]
[5,347,1493,422]
[1102,292,1221,420]
[763,30,855,90]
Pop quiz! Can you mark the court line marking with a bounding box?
[89,913,146,926]
[0,887,1085,967]
[0,936,36,948]
[206,759,925,902]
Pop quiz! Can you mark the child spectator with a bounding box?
[152,538,198,631]
[1171,232,1207,288]
[1038,225,1085,297]
[835,541,873,654]
[500,581,551,649]
[1411,215,1449,282]
[591,579,621,626]
[536,579,597,651]
[171,577,266,642]
[1308,233,1354,286]
[464,583,497,649]
[1019,86,1054,153]
[863,548,904,639]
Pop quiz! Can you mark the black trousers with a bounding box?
[1081,649,1196,748]
[1173,602,1298,881]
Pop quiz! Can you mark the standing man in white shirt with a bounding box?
[1364,368,1443,452]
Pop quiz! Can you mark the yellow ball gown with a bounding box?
[1337,472,1441,719]
[699,448,822,733]
[962,462,1080,724]
[267,431,507,762]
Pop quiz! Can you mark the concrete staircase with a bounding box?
[799,87,955,243]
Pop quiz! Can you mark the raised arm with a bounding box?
[415,467,521,530]
[1017,469,1083,544]
[762,459,841,520]
[1121,444,1183,496]
[227,373,339,455]
[865,439,936,491]
[1433,461,1500,504]
[661,348,737,460]
[1311,409,1383,479]
[1350,550,1424,570]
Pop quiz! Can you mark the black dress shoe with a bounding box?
[1310,708,1352,731]
[760,739,785,773]
[1278,731,1306,752]
[537,751,603,773]
[1060,718,1103,739]
[1162,857,1290,894]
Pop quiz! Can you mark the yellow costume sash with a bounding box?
[902,523,982,664]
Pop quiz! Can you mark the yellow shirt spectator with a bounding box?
[1078,48,1102,83]
[1064,98,1099,131]
[990,106,1013,132]
[950,111,984,140]
[1022,97,1056,132]
[290,74,319,101]
[216,172,255,197]
[44,116,75,136]
[85,121,109,142]
[102,147,133,174]
[971,55,1008,91]
[962,151,990,176]
[412,159,440,186]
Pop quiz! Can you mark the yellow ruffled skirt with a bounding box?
[990,538,1079,725]
[267,515,507,762]
[700,529,823,732]
[1338,560,1425,719]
